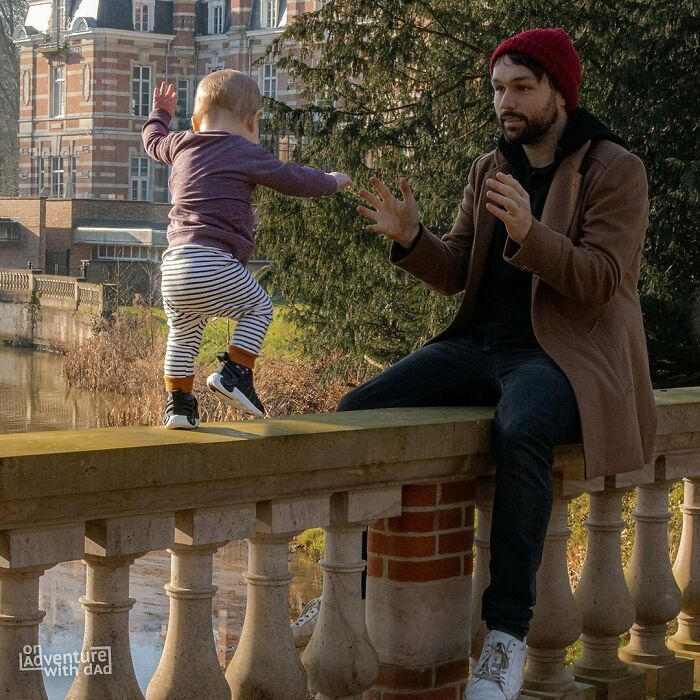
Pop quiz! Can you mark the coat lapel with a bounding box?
[539,140,589,238]
[468,157,506,289]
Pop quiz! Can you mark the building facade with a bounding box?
[13,0,322,203]
[6,0,321,281]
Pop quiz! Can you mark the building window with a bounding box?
[93,244,161,262]
[51,65,65,117]
[177,79,190,116]
[132,66,151,118]
[262,63,277,99]
[66,156,77,197]
[22,70,31,106]
[130,157,150,201]
[38,157,46,196]
[209,2,224,34]
[133,1,154,32]
[51,157,64,197]
[262,0,278,28]
[54,0,65,34]
[82,64,91,101]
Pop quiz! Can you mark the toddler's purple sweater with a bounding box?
[142,109,337,264]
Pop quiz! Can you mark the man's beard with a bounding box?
[499,93,559,145]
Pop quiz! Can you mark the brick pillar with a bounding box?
[364,479,476,699]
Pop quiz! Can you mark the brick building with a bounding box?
[13,0,322,202]
[5,0,322,281]
[0,197,169,297]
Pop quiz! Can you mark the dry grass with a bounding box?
[62,307,370,426]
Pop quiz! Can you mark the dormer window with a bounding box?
[134,1,155,32]
[262,1,277,28]
[209,1,224,34]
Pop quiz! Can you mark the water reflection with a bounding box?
[0,345,116,433]
[1,346,323,698]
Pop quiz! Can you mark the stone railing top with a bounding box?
[0,388,698,533]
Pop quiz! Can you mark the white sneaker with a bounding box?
[464,630,527,699]
[290,596,321,648]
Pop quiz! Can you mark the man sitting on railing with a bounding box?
[339,27,657,700]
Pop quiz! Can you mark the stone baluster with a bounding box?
[620,477,695,697]
[303,488,401,699]
[0,524,83,700]
[226,496,330,700]
[67,514,175,700]
[669,476,700,688]
[523,476,595,698]
[571,487,646,697]
[470,476,494,667]
[147,505,256,699]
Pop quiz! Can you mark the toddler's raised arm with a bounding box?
[250,148,351,197]
[142,82,179,165]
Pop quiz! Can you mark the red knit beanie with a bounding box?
[490,28,581,112]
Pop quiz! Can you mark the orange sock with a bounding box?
[164,375,194,392]
[228,345,257,369]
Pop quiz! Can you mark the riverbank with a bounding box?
[61,305,368,426]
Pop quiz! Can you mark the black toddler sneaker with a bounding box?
[206,352,265,417]
[163,390,201,430]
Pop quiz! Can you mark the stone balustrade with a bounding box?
[0,268,115,349]
[0,388,698,699]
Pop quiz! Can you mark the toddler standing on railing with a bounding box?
[142,70,351,429]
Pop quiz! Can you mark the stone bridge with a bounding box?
[0,269,114,351]
[0,389,698,699]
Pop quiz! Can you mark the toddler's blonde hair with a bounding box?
[192,69,261,123]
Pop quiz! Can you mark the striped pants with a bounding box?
[160,245,273,379]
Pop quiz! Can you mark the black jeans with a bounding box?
[337,332,580,640]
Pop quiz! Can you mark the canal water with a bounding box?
[0,345,323,698]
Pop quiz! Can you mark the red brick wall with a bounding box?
[365,480,475,699]
[0,198,45,269]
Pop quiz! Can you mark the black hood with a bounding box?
[498,107,624,177]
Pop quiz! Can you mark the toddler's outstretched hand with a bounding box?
[330,172,353,191]
[153,82,177,118]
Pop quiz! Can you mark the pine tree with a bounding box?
[256,0,698,373]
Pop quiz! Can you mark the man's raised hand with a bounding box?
[357,177,421,248]
[153,82,177,118]
[485,172,532,243]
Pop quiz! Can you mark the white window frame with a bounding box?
[51,64,65,118]
[176,79,190,116]
[262,0,278,28]
[130,156,150,201]
[94,244,160,262]
[209,1,225,34]
[262,63,277,100]
[133,1,155,32]
[132,65,151,118]
[51,156,64,197]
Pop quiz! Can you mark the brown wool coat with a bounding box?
[391,139,657,479]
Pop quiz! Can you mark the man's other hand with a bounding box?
[486,172,533,243]
[153,82,177,118]
[357,177,420,248]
